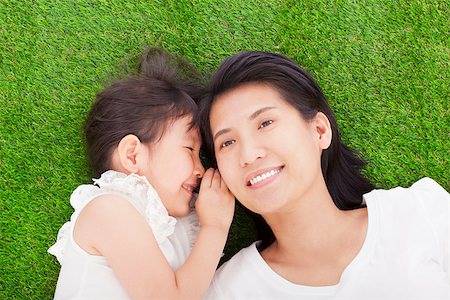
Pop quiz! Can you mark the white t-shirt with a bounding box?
[204,178,450,300]
[48,170,199,300]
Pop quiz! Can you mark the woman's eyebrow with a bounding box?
[213,106,277,142]
[249,106,277,120]
[213,128,231,142]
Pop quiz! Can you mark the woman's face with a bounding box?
[210,83,331,215]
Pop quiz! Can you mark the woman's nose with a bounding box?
[239,139,266,167]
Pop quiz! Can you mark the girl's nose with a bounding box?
[194,156,205,178]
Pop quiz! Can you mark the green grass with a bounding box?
[1,0,448,298]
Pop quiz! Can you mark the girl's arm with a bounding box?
[74,168,234,300]
[175,168,235,298]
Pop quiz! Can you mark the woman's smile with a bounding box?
[246,165,284,188]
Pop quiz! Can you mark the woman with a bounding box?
[199,51,449,299]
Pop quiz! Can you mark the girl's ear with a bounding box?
[313,112,332,150]
[116,134,142,174]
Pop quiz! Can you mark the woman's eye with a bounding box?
[220,140,235,149]
[185,146,194,151]
[259,120,273,129]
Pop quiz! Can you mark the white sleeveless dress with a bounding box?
[48,170,200,299]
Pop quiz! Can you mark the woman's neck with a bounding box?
[259,185,368,286]
[262,181,367,259]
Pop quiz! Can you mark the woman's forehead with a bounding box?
[210,83,289,125]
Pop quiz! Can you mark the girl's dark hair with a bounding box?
[85,47,204,177]
[198,51,374,248]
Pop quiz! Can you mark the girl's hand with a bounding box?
[196,168,235,232]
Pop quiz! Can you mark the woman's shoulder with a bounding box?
[409,177,450,205]
[408,177,449,195]
[208,242,261,292]
[364,177,449,209]
[363,177,449,244]
[219,242,259,272]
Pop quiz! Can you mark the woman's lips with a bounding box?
[246,165,284,187]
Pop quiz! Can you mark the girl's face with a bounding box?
[210,83,330,216]
[141,116,205,217]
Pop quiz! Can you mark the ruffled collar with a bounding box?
[93,170,177,244]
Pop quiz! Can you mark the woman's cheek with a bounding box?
[217,156,233,180]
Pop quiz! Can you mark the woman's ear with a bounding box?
[313,112,332,150]
[116,134,142,174]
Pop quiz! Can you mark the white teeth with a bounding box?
[249,169,280,186]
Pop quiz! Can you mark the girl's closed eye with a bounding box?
[185,146,194,151]
[259,120,273,129]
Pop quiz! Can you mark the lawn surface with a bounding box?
[1,0,448,298]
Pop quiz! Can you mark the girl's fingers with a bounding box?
[211,169,221,188]
[200,168,230,193]
[200,168,215,188]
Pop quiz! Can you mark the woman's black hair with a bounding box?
[85,47,204,177]
[198,51,374,249]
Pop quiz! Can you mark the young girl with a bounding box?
[48,48,235,299]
